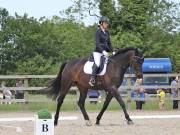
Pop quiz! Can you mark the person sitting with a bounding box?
[1,81,12,105]
[89,16,114,86]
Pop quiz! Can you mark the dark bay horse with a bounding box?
[46,47,144,126]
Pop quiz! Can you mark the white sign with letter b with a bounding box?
[34,115,54,135]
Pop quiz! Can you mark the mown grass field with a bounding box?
[0,94,174,112]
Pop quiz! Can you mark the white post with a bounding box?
[127,77,131,110]
[178,76,180,110]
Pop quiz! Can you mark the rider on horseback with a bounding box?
[89,16,114,86]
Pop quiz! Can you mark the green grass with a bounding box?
[0,94,174,112]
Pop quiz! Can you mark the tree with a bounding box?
[63,0,180,71]
[0,8,96,74]
[1,0,180,73]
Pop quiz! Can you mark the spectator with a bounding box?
[171,76,179,109]
[134,79,145,110]
[157,88,165,110]
[1,81,12,105]
[15,79,25,99]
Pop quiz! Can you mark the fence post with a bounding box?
[127,77,131,110]
[24,79,29,103]
[178,77,180,110]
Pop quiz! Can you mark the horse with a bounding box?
[45,47,144,126]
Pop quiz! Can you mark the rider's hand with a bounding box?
[112,51,116,55]
[102,51,109,57]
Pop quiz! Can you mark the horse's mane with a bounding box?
[114,47,138,56]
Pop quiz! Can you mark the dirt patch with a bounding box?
[0,110,180,135]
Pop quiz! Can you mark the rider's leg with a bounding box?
[89,63,99,86]
[89,52,102,86]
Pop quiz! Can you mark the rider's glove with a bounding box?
[102,51,109,57]
[112,51,116,55]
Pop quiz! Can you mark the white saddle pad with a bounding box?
[83,60,108,76]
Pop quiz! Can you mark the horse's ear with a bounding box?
[137,48,142,53]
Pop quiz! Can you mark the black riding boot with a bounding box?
[89,64,99,86]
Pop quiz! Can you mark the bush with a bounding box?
[37,109,52,119]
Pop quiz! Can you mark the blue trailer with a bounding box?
[142,58,172,93]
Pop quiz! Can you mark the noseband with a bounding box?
[131,56,144,65]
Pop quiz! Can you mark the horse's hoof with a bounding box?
[127,120,134,125]
[85,120,92,126]
[95,121,100,125]
[54,121,58,126]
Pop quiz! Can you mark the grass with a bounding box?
[0,94,174,112]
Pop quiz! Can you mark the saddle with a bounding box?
[83,54,108,76]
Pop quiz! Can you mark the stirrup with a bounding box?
[89,77,96,86]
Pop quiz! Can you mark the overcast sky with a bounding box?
[0,0,179,26]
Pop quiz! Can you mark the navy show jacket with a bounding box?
[94,28,113,53]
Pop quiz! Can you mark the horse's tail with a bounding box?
[46,62,67,100]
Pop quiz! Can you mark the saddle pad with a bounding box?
[83,61,107,76]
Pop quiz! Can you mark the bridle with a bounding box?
[132,56,144,65]
[130,55,144,77]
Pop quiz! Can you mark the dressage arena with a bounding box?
[0,110,180,135]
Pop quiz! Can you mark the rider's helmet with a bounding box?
[99,16,110,24]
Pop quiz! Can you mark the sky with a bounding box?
[0,0,97,25]
[0,0,179,26]
[0,0,72,18]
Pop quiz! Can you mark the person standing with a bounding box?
[157,88,165,110]
[134,79,145,110]
[15,79,25,99]
[171,76,179,109]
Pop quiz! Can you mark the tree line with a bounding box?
[0,0,180,75]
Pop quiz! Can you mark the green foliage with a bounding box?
[112,31,143,48]
[14,55,55,75]
[0,8,95,74]
[37,109,52,119]
[98,0,180,71]
[0,0,180,74]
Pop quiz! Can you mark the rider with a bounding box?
[89,16,113,86]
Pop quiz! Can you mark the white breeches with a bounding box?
[93,52,103,67]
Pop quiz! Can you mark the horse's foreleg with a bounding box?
[77,90,91,126]
[96,92,113,125]
[111,88,133,125]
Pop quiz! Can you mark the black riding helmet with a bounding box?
[99,16,110,24]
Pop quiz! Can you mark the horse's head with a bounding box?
[112,47,144,78]
[130,49,144,78]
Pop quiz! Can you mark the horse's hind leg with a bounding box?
[54,84,71,126]
[96,92,113,125]
[77,89,91,126]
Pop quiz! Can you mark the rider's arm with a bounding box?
[106,31,113,52]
